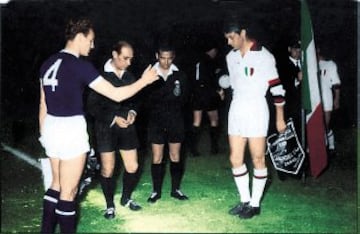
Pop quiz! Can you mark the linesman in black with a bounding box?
[190,43,223,156]
[276,40,302,180]
[145,44,190,203]
[87,41,142,219]
[278,40,302,132]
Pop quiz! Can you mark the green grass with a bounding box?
[1,120,358,233]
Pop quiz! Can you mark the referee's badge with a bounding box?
[173,80,181,96]
[245,67,254,77]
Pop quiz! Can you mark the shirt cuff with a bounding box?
[129,110,137,116]
[110,116,116,127]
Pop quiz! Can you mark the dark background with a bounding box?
[0,0,357,129]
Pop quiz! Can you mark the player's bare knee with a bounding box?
[169,153,180,162]
[252,156,265,168]
[152,157,162,164]
[229,155,243,167]
[125,163,138,173]
[60,188,78,201]
[101,168,114,178]
[152,154,163,164]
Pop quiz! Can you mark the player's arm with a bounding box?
[123,72,140,122]
[269,78,286,133]
[275,104,286,133]
[38,80,47,134]
[332,85,341,110]
[331,63,341,110]
[90,65,158,102]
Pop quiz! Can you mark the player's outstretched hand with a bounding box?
[141,65,158,85]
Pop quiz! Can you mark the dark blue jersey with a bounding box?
[40,51,100,116]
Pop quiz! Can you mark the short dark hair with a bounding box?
[317,44,332,60]
[112,41,133,54]
[65,18,93,41]
[224,18,265,47]
[223,21,242,35]
[157,43,176,55]
[289,40,301,49]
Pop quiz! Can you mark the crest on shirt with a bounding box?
[320,69,327,76]
[244,67,254,77]
[173,80,181,96]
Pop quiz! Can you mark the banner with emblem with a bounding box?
[266,119,305,174]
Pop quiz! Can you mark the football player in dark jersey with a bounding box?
[39,18,158,233]
[87,41,142,219]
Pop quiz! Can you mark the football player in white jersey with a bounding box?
[317,47,341,152]
[224,20,286,219]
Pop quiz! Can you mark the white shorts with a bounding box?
[228,97,269,137]
[39,114,90,160]
[321,88,333,112]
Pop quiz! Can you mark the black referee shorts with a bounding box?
[192,89,221,111]
[94,122,139,152]
[148,123,185,144]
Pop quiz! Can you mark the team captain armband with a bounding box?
[268,78,285,106]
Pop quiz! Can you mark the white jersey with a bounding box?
[318,59,341,111]
[226,47,285,137]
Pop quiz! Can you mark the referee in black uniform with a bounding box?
[144,43,190,203]
[87,41,142,219]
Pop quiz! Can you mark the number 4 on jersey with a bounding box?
[42,59,62,91]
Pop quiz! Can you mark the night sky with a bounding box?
[0,0,358,127]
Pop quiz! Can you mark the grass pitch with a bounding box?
[1,119,357,233]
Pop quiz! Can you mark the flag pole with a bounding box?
[300,108,306,183]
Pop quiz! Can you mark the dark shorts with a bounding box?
[192,88,221,111]
[148,123,185,144]
[94,122,139,152]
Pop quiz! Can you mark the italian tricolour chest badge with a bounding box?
[244,66,254,77]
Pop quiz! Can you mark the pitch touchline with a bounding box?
[1,142,41,170]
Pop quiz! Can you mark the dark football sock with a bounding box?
[210,126,219,154]
[122,170,139,201]
[56,200,77,234]
[190,126,201,155]
[100,175,115,208]
[170,161,184,192]
[151,163,164,194]
[41,189,60,234]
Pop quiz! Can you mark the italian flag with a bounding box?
[301,0,328,177]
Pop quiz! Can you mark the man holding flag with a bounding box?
[301,0,328,177]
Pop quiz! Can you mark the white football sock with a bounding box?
[232,164,250,203]
[327,130,335,150]
[250,168,268,207]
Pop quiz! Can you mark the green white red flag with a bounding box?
[301,0,328,177]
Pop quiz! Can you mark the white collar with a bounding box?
[104,59,125,78]
[289,56,300,66]
[153,62,179,78]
